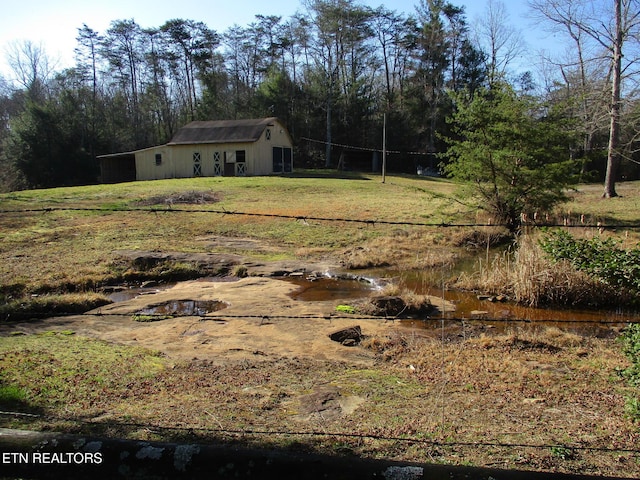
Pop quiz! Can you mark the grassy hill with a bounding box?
[0,173,638,303]
[1,173,639,477]
[0,173,459,296]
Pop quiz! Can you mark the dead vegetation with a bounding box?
[0,293,111,322]
[451,226,513,249]
[340,230,459,270]
[4,326,637,477]
[136,190,221,206]
[455,233,623,307]
[355,283,435,317]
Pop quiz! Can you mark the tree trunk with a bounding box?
[603,0,622,198]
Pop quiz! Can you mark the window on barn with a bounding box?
[265,128,271,140]
[193,152,202,177]
[155,153,162,166]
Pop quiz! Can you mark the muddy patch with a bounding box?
[113,250,242,276]
[136,190,221,206]
[114,248,339,280]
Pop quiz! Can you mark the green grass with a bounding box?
[0,173,463,295]
[0,383,28,408]
[0,332,166,414]
[0,173,638,311]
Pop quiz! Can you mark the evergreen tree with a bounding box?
[443,82,578,231]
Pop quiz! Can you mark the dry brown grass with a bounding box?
[340,230,459,270]
[455,233,619,307]
[356,326,639,475]
[352,282,434,318]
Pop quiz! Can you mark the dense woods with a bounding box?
[0,0,639,195]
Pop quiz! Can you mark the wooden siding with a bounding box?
[134,120,293,180]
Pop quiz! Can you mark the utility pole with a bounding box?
[382,113,387,183]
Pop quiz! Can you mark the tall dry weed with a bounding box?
[341,232,458,270]
[456,233,617,307]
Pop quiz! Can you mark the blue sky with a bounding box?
[0,0,561,80]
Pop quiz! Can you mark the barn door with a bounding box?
[224,151,235,176]
[273,147,292,173]
[273,147,283,173]
[283,147,292,173]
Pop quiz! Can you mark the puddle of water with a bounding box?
[107,277,241,303]
[136,300,228,316]
[107,285,171,303]
[376,268,639,334]
[108,257,638,333]
[286,274,376,302]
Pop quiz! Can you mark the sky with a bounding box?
[0,0,562,82]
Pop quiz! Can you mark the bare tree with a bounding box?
[531,1,610,178]
[5,40,53,100]
[529,0,640,197]
[473,0,526,84]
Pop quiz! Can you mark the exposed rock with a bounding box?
[295,386,365,422]
[328,325,362,346]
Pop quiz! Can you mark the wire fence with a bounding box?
[1,205,640,230]
[0,409,638,456]
[1,198,639,467]
[3,310,637,326]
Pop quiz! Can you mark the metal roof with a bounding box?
[167,117,279,145]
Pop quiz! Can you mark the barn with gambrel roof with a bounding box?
[98,117,293,183]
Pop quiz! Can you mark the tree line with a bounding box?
[0,0,638,206]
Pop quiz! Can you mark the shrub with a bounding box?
[539,230,640,294]
[456,234,618,307]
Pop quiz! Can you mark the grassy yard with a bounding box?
[0,173,466,296]
[1,173,638,299]
[1,173,639,476]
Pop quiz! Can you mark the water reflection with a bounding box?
[373,268,639,334]
[287,275,375,301]
[136,299,228,316]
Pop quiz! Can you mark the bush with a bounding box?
[539,230,640,294]
[455,234,619,307]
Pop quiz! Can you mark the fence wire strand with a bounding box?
[0,410,637,455]
[1,205,640,229]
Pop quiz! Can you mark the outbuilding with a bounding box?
[98,117,293,183]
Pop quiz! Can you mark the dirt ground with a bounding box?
[4,274,450,365]
[2,252,639,477]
